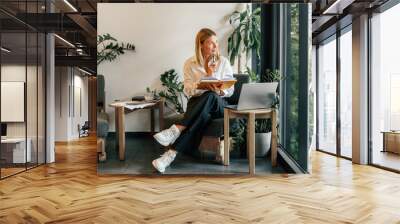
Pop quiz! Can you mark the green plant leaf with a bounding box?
[227,4,261,71]
[97,33,135,65]
[157,69,186,114]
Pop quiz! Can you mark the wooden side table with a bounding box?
[109,99,164,161]
[223,108,277,174]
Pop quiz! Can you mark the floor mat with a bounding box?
[97,134,288,175]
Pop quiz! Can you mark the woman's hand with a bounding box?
[204,54,217,76]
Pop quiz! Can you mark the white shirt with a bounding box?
[183,55,234,98]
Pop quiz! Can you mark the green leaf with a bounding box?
[97,33,135,65]
[227,4,261,70]
[157,69,186,114]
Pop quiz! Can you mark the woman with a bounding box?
[152,28,234,173]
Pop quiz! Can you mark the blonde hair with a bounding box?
[195,28,220,66]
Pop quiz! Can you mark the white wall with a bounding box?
[1,65,35,137]
[1,64,46,164]
[98,3,245,132]
[55,67,89,141]
[1,65,26,139]
[55,67,69,141]
[72,73,89,138]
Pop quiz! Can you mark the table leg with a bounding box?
[271,109,277,167]
[382,133,386,152]
[115,107,119,149]
[248,113,255,175]
[116,106,125,161]
[224,108,230,166]
[159,100,164,131]
[151,108,155,133]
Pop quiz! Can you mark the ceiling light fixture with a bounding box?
[63,0,78,12]
[1,47,11,53]
[78,67,93,76]
[54,34,75,48]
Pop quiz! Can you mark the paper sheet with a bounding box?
[124,102,155,110]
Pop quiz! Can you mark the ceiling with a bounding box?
[311,0,391,44]
[0,0,99,73]
[1,0,396,73]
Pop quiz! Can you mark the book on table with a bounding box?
[197,77,237,90]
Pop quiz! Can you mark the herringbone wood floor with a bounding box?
[1,136,400,224]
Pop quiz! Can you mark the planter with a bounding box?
[255,132,271,157]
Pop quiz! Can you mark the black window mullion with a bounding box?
[0,27,2,179]
[336,29,341,157]
[25,0,28,171]
[279,5,288,149]
[298,3,310,170]
[367,11,373,165]
[36,11,39,168]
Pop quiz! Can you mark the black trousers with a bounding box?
[173,91,227,155]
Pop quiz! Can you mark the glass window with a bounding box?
[339,28,352,158]
[371,3,400,171]
[27,31,38,169]
[1,31,28,178]
[284,4,301,161]
[280,3,311,170]
[317,36,337,155]
[0,2,46,179]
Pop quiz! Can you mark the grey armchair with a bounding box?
[97,75,109,161]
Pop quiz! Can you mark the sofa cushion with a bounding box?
[97,75,105,108]
[204,118,224,136]
[97,112,109,138]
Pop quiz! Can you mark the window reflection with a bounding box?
[371,4,400,171]
[317,36,337,155]
[340,29,352,158]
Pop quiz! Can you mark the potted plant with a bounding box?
[255,119,273,157]
[147,69,188,114]
[255,69,281,157]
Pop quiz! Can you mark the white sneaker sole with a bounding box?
[152,160,165,173]
[153,133,173,147]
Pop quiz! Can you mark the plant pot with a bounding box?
[255,132,271,157]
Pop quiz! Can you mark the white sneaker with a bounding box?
[153,125,181,146]
[152,149,177,173]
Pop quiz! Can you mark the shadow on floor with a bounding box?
[97,133,288,175]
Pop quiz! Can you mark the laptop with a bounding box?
[226,83,278,111]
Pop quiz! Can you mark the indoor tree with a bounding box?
[228,4,261,73]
